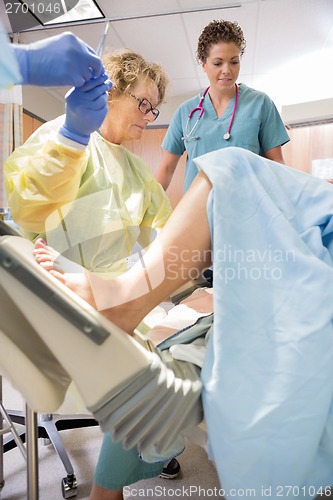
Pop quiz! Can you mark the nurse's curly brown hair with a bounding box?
[196,20,246,63]
[103,49,169,105]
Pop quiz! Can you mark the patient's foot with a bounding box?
[33,238,96,307]
[33,239,139,334]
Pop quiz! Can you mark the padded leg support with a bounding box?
[93,350,203,454]
[0,235,203,456]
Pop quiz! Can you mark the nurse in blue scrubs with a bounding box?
[155,19,290,192]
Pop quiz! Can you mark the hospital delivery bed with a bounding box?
[0,234,203,481]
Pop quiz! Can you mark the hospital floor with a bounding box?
[1,378,222,499]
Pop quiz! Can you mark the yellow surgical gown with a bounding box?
[5,115,172,275]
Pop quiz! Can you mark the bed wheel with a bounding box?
[61,474,78,498]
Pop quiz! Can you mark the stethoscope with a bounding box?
[182,84,239,142]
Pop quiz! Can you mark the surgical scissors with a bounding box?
[96,19,110,58]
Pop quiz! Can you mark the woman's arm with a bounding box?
[264,145,285,164]
[155,150,181,190]
[5,133,88,234]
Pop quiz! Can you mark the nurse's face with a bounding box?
[202,42,241,92]
[106,77,159,144]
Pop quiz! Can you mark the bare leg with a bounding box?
[89,483,123,500]
[96,171,212,331]
[34,171,212,333]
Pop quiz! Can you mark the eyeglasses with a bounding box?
[126,91,160,121]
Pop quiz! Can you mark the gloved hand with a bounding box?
[14,32,104,87]
[59,74,112,146]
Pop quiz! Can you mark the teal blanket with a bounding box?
[196,147,333,499]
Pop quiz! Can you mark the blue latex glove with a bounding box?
[59,75,112,146]
[14,32,104,87]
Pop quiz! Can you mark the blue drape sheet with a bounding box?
[195,147,333,499]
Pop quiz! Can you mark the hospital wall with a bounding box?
[283,124,333,174]
[22,100,333,208]
[121,124,333,198]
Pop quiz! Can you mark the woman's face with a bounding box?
[202,42,241,92]
[104,77,159,144]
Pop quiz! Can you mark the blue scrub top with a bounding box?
[162,84,290,191]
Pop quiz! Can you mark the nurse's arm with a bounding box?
[155,150,181,190]
[263,145,285,164]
